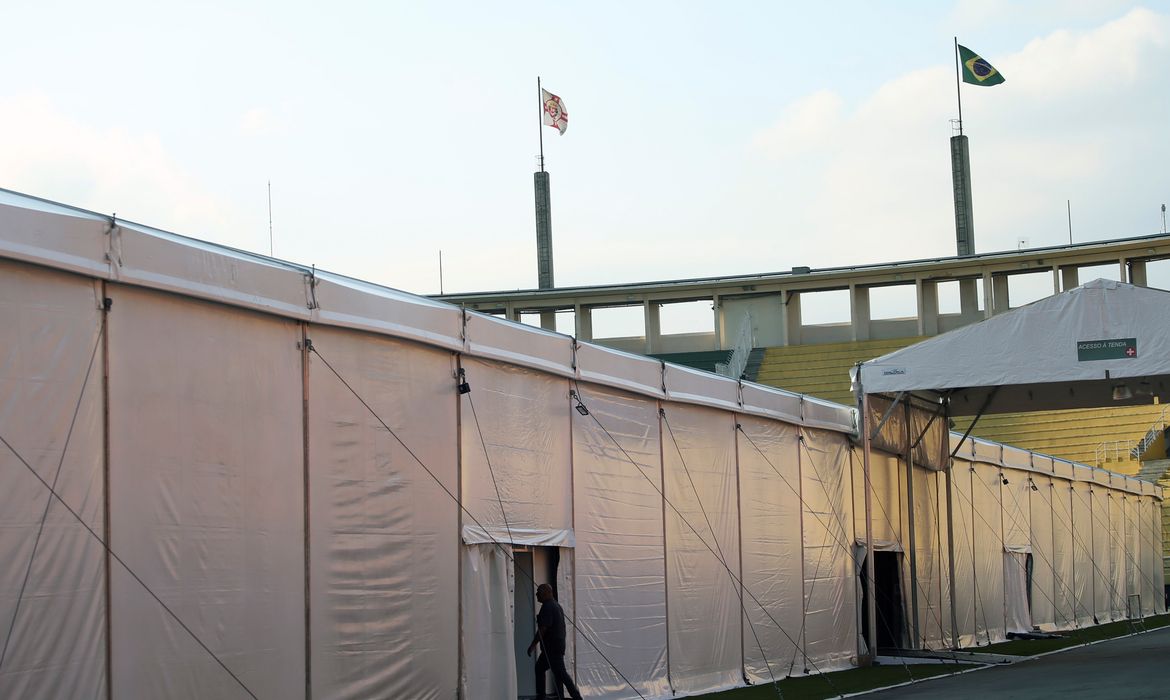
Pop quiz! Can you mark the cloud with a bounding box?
[0,93,252,246]
[744,6,1170,269]
[239,107,279,136]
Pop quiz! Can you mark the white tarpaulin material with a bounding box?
[307,327,459,699]
[736,416,802,683]
[662,403,740,694]
[855,279,1170,415]
[0,261,105,699]
[571,384,669,699]
[0,188,1163,699]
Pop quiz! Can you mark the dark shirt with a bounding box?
[536,599,567,656]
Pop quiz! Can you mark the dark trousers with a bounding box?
[534,651,582,700]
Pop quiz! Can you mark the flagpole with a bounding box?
[954,37,964,136]
[537,76,545,172]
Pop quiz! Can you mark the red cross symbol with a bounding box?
[1125,347,1136,357]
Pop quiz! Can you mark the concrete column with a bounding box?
[1052,267,1061,295]
[917,278,939,336]
[1119,258,1128,283]
[506,304,520,322]
[784,291,801,346]
[981,271,994,319]
[851,284,871,341]
[959,278,980,321]
[713,294,724,350]
[1129,259,1148,287]
[1061,266,1079,292]
[574,304,593,341]
[992,274,1010,314]
[540,310,556,331]
[644,300,661,354]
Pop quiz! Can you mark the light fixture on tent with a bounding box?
[1001,474,1009,485]
[456,368,471,395]
[1028,478,1039,492]
[569,389,589,415]
[1111,384,1133,401]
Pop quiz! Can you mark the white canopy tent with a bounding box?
[851,278,1169,653]
[855,279,1170,415]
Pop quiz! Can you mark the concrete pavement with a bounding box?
[865,626,1170,699]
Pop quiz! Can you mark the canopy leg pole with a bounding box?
[861,393,878,663]
[944,402,960,650]
[904,401,921,649]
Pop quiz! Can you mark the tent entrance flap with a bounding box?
[1004,551,1034,634]
[859,550,906,652]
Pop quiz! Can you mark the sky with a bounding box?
[2,1,1169,325]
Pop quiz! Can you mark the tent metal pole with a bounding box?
[861,393,878,663]
[455,355,465,699]
[300,325,313,700]
[100,281,113,700]
[944,405,960,649]
[904,401,921,649]
[658,400,673,693]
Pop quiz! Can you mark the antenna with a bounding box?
[1067,199,1072,245]
[267,181,274,257]
[1162,203,1167,234]
[439,250,444,295]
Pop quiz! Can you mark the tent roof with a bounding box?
[854,279,1170,416]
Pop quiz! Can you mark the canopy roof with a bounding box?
[854,279,1170,416]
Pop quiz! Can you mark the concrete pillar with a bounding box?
[1052,268,1061,295]
[851,284,871,341]
[713,294,724,350]
[644,300,661,354]
[959,278,980,320]
[574,304,593,341]
[917,279,939,336]
[1061,266,1079,292]
[992,274,1010,314]
[981,272,994,319]
[506,304,520,322]
[1129,259,1148,287]
[784,291,801,346]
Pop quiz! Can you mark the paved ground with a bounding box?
[866,626,1170,699]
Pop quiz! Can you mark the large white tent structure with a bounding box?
[0,188,1163,699]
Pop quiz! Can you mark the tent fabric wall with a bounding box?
[459,358,572,538]
[1088,488,1112,623]
[949,458,978,648]
[909,467,950,649]
[0,261,106,699]
[570,384,669,699]
[107,286,305,699]
[1028,475,1060,631]
[1070,480,1096,626]
[1108,494,1126,621]
[736,416,802,683]
[461,544,516,700]
[799,431,856,671]
[661,403,741,694]
[306,326,459,699]
[969,462,1006,644]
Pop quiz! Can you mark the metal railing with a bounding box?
[1129,406,1169,459]
[715,312,754,379]
[1095,440,1139,466]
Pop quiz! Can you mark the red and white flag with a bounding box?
[541,88,568,135]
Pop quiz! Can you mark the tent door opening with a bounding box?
[513,546,560,699]
[860,551,905,652]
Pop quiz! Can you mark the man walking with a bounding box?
[526,583,582,700]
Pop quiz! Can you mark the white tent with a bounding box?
[0,188,1163,699]
[855,279,1170,415]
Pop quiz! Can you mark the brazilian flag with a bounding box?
[958,44,1005,86]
